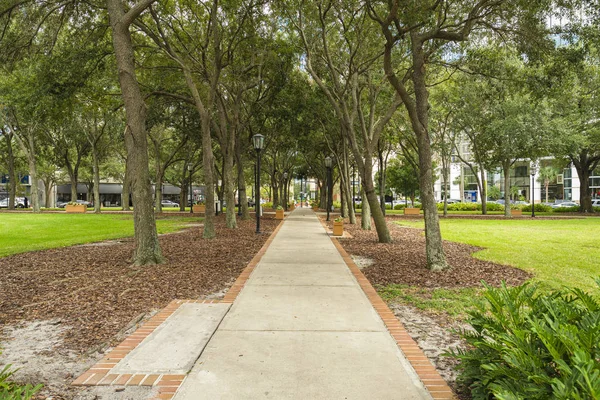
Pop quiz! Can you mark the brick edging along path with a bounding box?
[71,220,284,399]
[320,218,455,400]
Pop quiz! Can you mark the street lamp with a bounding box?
[253,134,265,233]
[283,172,288,211]
[325,156,332,221]
[188,163,193,214]
[530,161,539,218]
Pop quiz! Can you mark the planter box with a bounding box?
[333,221,344,236]
[289,204,295,211]
[275,209,284,220]
[511,209,523,216]
[65,204,87,213]
[192,205,205,213]
[404,208,420,215]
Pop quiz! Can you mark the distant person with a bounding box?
[24,197,28,208]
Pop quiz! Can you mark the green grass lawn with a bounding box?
[0,214,200,257]
[396,218,600,291]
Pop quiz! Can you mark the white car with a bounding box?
[551,201,578,209]
[0,197,26,208]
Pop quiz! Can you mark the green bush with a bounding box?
[332,201,342,209]
[553,206,580,213]
[394,204,406,210]
[0,359,42,399]
[262,202,273,209]
[522,204,553,212]
[448,281,600,400]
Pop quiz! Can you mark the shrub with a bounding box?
[394,204,406,210]
[0,358,42,400]
[332,201,342,209]
[521,204,553,212]
[262,202,273,209]
[448,281,600,400]
[553,206,580,213]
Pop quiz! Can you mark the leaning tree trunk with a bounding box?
[92,146,101,213]
[107,0,163,265]
[480,167,487,215]
[503,161,512,218]
[362,159,389,241]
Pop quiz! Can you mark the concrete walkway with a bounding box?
[174,208,431,399]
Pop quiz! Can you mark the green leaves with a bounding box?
[0,360,42,400]
[448,281,600,399]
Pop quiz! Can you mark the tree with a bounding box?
[106,0,164,265]
[287,0,400,242]
[367,0,548,269]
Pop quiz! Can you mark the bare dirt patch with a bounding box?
[0,216,279,399]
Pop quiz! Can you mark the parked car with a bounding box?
[161,200,179,208]
[551,201,578,209]
[438,198,461,204]
[592,199,600,207]
[0,197,26,208]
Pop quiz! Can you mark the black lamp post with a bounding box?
[325,156,332,221]
[283,172,288,211]
[188,163,193,214]
[253,134,265,233]
[530,161,538,218]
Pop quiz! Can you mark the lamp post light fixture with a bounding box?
[283,172,288,211]
[325,156,333,221]
[253,134,265,233]
[188,163,193,214]
[530,161,539,218]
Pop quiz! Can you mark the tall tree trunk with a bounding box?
[410,41,447,271]
[155,171,163,213]
[480,167,487,215]
[44,178,53,208]
[503,161,512,218]
[361,187,371,230]
[107,0,163,265]
[2,131,17,210]
[320,182,327,210]
[122,158,131,211]
[575,163,592,213]
[224,152,237,228]
[67,166,78,202]
[342,145,356,224]
[236,141,250,220]
[443,164,449,217]
[545,181,549,204]
[92,146,101,213]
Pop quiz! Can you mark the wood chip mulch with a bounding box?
[0,216,279,353]
[327,217,531,289]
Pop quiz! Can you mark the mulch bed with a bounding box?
[0,216,279,353]
[326,216,530,289]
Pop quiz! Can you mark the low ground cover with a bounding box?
[395,218,600,291]
[0,214,198,257]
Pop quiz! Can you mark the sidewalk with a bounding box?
[73,208,452,399]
